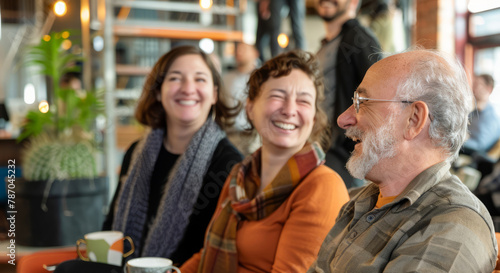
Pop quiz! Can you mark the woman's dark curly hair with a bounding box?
[246,50,330,150]
[135,45,240,130]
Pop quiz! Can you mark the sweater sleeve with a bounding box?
[271,166,350,273]
[179,251,203,273]
[179,174,233,273]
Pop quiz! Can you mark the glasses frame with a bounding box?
[352,91,415,113]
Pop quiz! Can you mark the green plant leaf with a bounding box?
[20,30,101,180]
[17,110,54,142]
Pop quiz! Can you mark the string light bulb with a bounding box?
[81,6,90,22]
[277,33,289,49]
[54,1,67,16]
[39,100,50,113]
[200,0,213,9]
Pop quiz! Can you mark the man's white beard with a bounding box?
[345,117,398,180]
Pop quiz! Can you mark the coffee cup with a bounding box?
[124,257,180,273]
[77,231,134,266]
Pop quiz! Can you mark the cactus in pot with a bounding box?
[22,133,97,181]
[18,30,102,182]
[15,31,108,246]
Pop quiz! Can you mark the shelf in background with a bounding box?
[113,25,243,41]
[115,89,142,100]
[114,0,241,15]
[114,106,136,117]
[115,64,151,76]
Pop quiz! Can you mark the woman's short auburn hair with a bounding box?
[135,45,239,130]
[246,50,331,150]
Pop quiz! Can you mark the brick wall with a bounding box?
[415,0,440,49]
[414,0,456,54]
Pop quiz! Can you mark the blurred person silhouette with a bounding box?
[255,0,306,62]
[181,50,349,273]
[223,42,261,156]
[358,0,405,53]
[308,49,497,273]
[54,45,243,272]
[255,0,272,61]
[462,74,500,155]
[60,72,83,91]
[314,0,382,188]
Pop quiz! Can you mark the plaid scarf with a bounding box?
[197,142,325,273]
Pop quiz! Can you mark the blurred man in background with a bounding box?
[463,74,500,155]
[315,0,382,188]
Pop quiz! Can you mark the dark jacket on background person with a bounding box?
[318,18,382,188]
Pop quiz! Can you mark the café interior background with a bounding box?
[0,0,499,200]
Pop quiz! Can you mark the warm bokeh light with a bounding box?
[277,33,289,49]
[61,31,70,39]
[81,7,90,22]
[54,1,67,16]
[39,100,49,113]
[61,39,72,50]
[200,0,213,9]
[43,35,51,42]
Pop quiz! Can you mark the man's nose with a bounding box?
[337,105,357,129]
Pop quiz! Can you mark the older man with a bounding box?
[307,49,498,272]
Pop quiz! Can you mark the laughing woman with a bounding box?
[180,50,350,273]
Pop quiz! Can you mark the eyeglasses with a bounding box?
[352,91,414,113]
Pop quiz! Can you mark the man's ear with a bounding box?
[404,101,429,140]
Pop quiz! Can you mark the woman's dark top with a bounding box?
[103,137,242,264]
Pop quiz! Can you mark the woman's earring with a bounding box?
[211,105,216,121]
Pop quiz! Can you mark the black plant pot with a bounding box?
[16,177,108,246]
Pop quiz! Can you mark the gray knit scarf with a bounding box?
[112,118,225,260]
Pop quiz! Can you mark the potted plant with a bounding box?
[16,31,108,247]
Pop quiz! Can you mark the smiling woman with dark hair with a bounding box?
[180,50,349,273]
[54,45,243,273]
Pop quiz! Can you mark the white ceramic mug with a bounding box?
[77,231,134,266]
[124,257,180,273]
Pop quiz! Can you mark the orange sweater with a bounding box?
[180,165,349,273]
